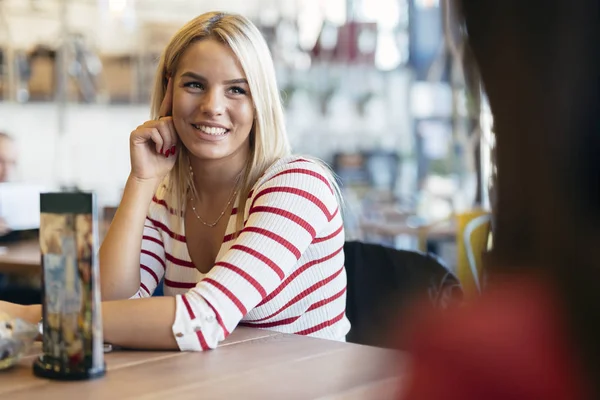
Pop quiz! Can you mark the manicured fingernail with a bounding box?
[159,147,163,155]
[171,146,176,154]
[165,149,170,157]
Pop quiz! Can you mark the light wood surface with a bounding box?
[0,239,41,275]
[0,327,402,399]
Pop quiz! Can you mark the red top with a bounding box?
[400,276,592,400]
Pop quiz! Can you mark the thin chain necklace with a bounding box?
[188,164,241,228]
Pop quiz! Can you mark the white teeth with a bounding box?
[193,124,228,135]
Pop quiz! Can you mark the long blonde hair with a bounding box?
[150,12,341,234]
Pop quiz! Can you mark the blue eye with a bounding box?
[184,82,204,90]
[229,86,247,95]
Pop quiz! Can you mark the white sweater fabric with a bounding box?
[131,156,350,350]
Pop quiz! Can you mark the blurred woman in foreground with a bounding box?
[401,0,598,399]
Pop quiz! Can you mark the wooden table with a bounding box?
[0,239,41,275]
[0,328,403,399]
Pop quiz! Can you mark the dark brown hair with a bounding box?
[458,0,599,392]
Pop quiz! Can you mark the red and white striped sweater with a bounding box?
[131,156,350,350]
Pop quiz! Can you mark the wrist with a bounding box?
[127,174,162,190]
[23,304,42,325]
[125,175,163,203]
[113,175,161,219]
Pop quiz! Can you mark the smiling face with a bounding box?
[171,38,255,163]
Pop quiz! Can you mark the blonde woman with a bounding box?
[1,12,349,350]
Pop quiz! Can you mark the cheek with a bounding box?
[233,102,255,126]
[172,93,197,131]
[172,92,189,116]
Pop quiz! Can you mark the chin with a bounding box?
[187,145,234,161]
[184,135,251,163]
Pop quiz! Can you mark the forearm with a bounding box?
[102,297,178,350]
[99,175,159,300]
[15,299,178,350]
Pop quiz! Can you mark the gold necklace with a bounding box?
[189,164,240,228]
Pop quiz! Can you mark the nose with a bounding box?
[200,87,225,116]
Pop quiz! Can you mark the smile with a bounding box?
[191,124,230,136]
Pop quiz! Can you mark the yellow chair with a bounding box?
[456,211,491,295]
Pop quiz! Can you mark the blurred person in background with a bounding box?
[0,131,16,289]
[0,132,17,182]
[0,131,17,235]
[0,132,11,290]
[0,131,41,305]
[400,0,598,399]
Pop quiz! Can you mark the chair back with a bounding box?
[463,214,492,294]
[455,210,490,295]
[344,241,462,348]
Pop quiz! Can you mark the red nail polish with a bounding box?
[165,149,170,157]
[171,146,176,154]
[159,147,164,155]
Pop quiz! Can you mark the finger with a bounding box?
[152,117,177,156]
[169,135,179,157]
[155,117,172,157]
[158,77,173,118]
[146,128,164,154]
[162,118,179,156]
[140,118,175,155]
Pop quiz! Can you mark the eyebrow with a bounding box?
[180,71,248,85]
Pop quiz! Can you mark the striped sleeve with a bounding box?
[171,160,339,351]
[130,217,166,299]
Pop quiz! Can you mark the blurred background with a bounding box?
[0,0,494,281]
